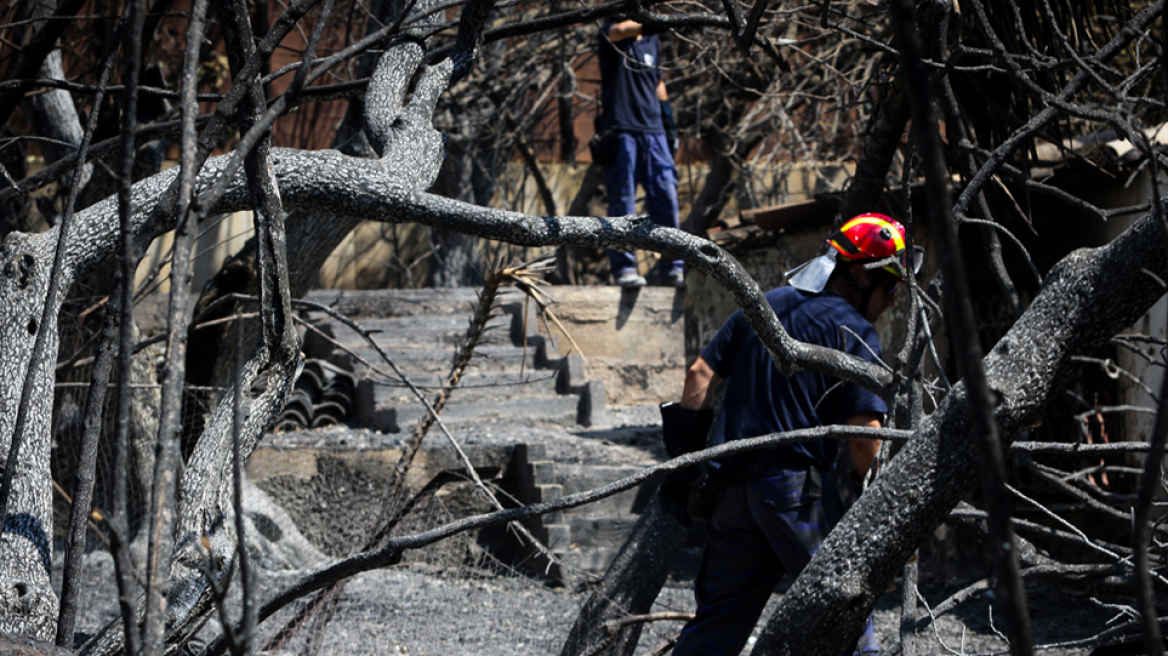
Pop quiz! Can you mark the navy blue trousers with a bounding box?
[604,131,682,277]
[672,469,879,656]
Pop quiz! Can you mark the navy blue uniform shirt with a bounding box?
[701,287,888,473]
[598,23,664,133]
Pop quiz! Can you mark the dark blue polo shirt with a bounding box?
[701,287,887,472]
[598,23,664,133]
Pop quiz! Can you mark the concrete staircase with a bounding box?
[298,288,607,433]
[473,428,667,579]
[248,287,690,577]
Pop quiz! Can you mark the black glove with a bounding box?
[657,403,714,526]
[658,468,699,526]
[660,402,712,457]
[660,100,679,156]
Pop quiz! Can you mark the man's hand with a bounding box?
[682,356,721,410]
[660,99,679,156]
[845,413,882,477]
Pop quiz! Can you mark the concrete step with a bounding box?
[336,344,548,376]
[564,515,641,551]
[558,464,652,516]
[324,314,517,349]
[357,371,563,408]
[356,387,581,433]
[303,288,532,319]
[511,444,660,579]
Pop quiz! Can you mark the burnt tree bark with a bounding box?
[558,497,689,656]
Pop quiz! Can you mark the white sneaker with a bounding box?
[666,269,685,289]
[615,271,647,288]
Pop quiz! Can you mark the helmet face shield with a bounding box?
[785,253,838,293]
[904,245,924,277]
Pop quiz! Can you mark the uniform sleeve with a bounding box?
[825,319,888,423]
[598,23,621,63]
[700,310,746,380]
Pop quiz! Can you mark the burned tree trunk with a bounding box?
[558,499,689,656]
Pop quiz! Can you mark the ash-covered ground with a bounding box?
[63,550,1112,655]
[59,406,1120,655]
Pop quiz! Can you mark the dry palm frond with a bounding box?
[500,253,588,374]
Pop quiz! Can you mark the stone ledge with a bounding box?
[532,286,686,406]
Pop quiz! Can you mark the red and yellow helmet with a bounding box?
[828,213,921,279]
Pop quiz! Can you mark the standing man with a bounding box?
[669,214,922,656]
[596,20,684,289]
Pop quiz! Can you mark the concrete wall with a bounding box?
[683,231,817,362]
[134,210,253,294]
[1074,167,1168,448]
[1123,295,1168,445]
[532,286,687,406]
